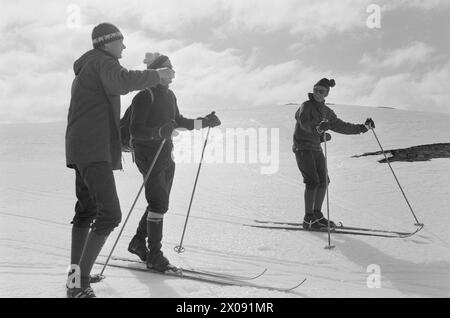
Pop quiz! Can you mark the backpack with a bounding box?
[120,89,154,153]
[120,106,134,152]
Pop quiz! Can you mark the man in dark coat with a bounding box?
[293,78,375,230]
[65,23,175,298]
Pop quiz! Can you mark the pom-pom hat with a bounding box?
[314,78,336,90]
[144,52,169,69]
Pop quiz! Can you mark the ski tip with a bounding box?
[284,278,307,292]
[249,268,268,280]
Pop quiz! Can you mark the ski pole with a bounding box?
[323,132,335,250]
[370,128,423,227]
[175,126,212,253]
[97,139,167,280]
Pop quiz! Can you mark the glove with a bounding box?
[201,112,221,128]
[316,120,330,133]
[158,121,177,139]
[365,118,375,129]
[320,133,331,143]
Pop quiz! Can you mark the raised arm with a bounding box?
[99,57,161,96]
[327,109,367,135]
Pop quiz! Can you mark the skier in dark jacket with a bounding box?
[293,78,375,230]
[65,23,175,298]
[127,53,221,272]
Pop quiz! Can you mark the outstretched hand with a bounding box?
[202,111,221,128]
[365,118,375,130]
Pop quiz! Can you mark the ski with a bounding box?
[110,256,267,281]
[253,220,422,238]
[94,259,305,293]
[248,224,419,238]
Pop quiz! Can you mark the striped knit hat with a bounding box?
[92,23,124,48]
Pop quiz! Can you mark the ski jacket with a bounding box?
[293,93,365,152]
[130,86,196,147]
[66,49,161,170]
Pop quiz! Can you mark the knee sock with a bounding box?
[147,212,164,256]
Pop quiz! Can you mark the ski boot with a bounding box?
[313,210,336,229]
[66,271,96,298]
[146,218,180,274]
[303,214,323,230]
[146,250,178,273]
[128,235,148,262]
[66,286,96,298]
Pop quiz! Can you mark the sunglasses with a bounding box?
[313,88,327,94]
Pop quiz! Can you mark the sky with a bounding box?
[0,0,449,123]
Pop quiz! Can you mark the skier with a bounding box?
[65,23,175,298]
[293,78,375,230]
[126,53,221,272]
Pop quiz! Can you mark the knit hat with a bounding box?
[144,52,169,69]
[315,78,336,90]
[92,23,124,48]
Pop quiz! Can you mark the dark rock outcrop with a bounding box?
[353,143,450,163]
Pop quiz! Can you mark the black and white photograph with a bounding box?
[1,0,449,300]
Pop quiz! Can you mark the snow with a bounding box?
[1,104,450,298]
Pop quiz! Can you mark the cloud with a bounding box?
[47,0,375,37]
[217,0,372,37]
[162,42,321,112]
[0,69,73,123]
[0,0,449,123]
[0,17,92,123]
[381,0,450,11]
[360,42,436,70]
[352,63,450,114]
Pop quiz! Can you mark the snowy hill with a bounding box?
[1,104,450,298]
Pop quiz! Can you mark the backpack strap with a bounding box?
[129,88,155,159]
[145,87,155,104]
